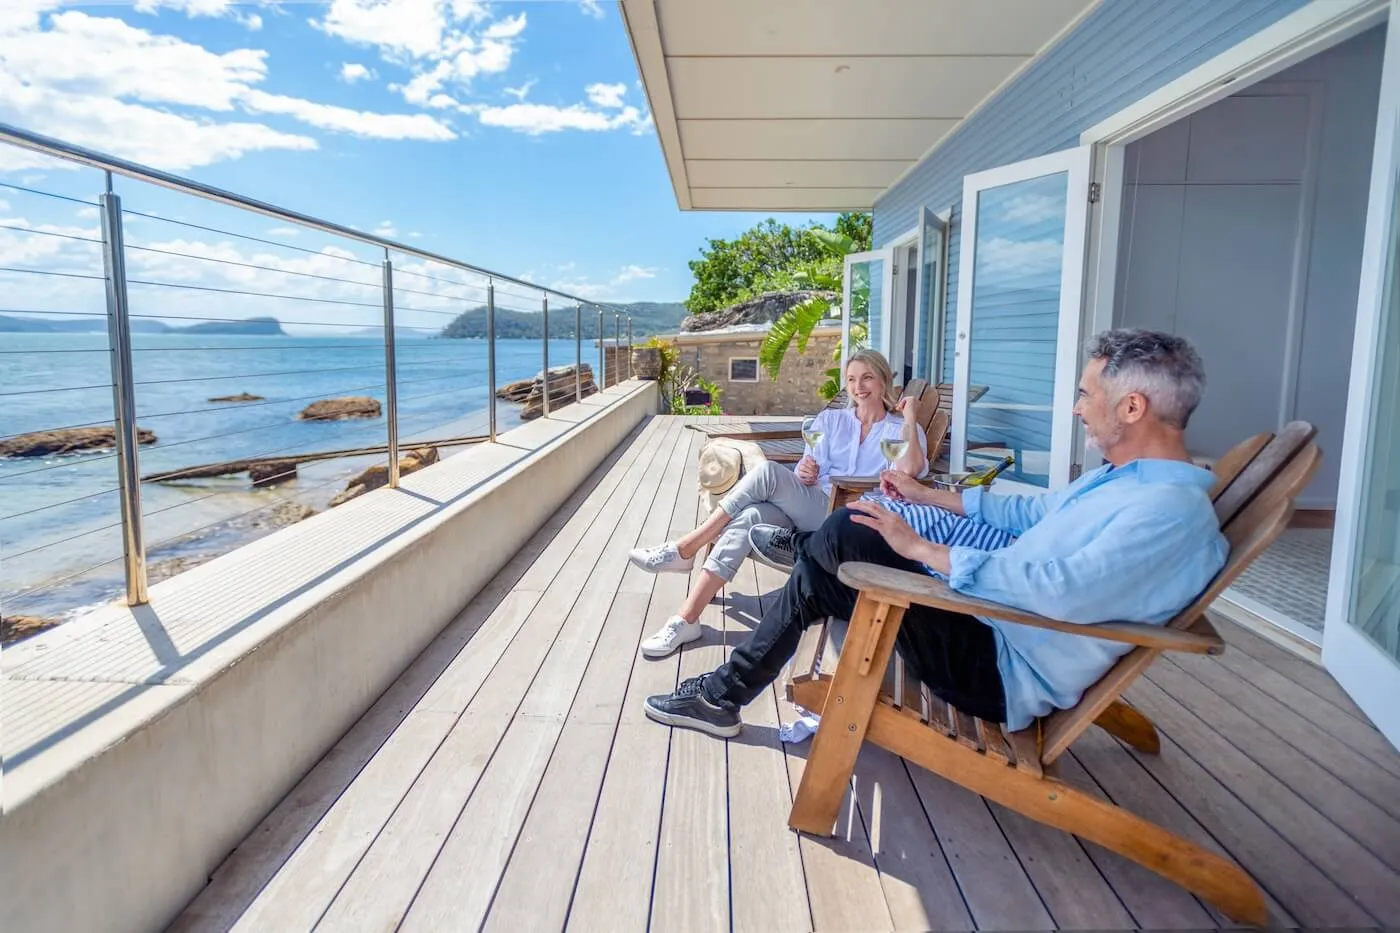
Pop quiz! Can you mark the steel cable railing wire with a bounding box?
[123,241,382,291]
[0,307,385,331]
[0,180,96,206]
[0,265,105,281]
[126,277,387,310]
[0,222,105,246]
[0,483,122,523]
[119,208,381,268]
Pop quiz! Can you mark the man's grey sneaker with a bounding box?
[628,542,694,575]
[748,524,796,571]
[643,674,742,738]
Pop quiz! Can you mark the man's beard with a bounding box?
[1084,417,1123,451]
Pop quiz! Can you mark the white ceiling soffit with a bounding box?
[621,0,1100,211]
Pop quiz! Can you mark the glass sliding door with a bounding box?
[952,146,1092,490]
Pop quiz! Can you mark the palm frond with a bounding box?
[759,296,828,380]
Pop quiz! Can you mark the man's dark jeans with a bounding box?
[700,508,1008,724]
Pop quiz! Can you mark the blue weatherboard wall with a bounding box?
[872,0,1313,382]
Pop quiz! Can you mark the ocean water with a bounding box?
[0,333,591,621]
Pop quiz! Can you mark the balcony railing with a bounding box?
[0,123,637,633]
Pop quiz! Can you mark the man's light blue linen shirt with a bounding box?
[950,461,1227,730]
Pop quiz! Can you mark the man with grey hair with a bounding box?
[644,328,1228,740]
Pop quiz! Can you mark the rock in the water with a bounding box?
[257,501,315,528]
[209,392,265,403]
[2,614,60,644]
[681,290,836,333]
[299,397,382,421]
[249,459,297,486]
[0,426,157,458]
[330,446,439,507]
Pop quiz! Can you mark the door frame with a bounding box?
[881,224,919,381]
[1323,0,1400,746]
[842,247,894,368]
[952,145,1093,491]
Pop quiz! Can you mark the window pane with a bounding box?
[1349,186,1400,666]
[966,171,1068,487]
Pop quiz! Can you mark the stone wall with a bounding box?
[675,329,839,416]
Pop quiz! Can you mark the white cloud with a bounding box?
[0,8,457,169]
[585,82,626,109]
[315,2,525,108]
[339,62,375,84]
[504,78,535,101]
[997,193,1064,226]
[408,231,423,239]
[551,264,661,301]
[374,221,398,237]
[578,0,604,19]
[241,90,455,141]
[614,264,657,283]
[476,101,650,136]
[132,0,264,29]
[268,226,300,237]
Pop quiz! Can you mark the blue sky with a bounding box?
[0,0,837,312]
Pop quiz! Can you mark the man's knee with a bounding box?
[806,508,884,574]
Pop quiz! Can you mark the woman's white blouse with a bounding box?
[805,407,929,494]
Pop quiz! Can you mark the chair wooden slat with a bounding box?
[977,719,1013,766]
[1214,421,1316,527]
[1209,432,1272,500]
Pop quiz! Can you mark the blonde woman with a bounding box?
[628,349,928,658]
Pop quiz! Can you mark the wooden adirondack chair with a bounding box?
[782,421,1321,926]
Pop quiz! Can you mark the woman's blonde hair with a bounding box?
[844,349,898,412]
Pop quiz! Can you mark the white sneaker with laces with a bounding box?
[640,614,703,659]
[628,542,694,575]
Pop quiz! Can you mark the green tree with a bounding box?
[684,212,872,315]
[685,219,824,314]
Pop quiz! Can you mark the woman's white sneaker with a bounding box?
[640,615,703,658]
[628,543,694,575]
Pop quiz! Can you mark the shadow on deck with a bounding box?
[172,416,1400,932]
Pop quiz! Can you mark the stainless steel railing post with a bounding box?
[615,312,622,384]
[575,301,583,403]
[98,178,148,605]
[627,316,634,380]
[597,306,605,388]
[541,294,550,418]
[487,279,498,442]
[382,251,400,487]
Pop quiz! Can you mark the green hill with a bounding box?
[439,301,686,340]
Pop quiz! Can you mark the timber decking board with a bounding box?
[171,416,1400,933]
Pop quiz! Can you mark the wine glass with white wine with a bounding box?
[802,415,824,457]
[880,436,910,473]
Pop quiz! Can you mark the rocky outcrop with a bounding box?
[2,614,60,644]
[298,397,382,421]
[249,459,297,486]
[681,290,836,333]
[0,426,157,458]
[330,446,439,507]
[209,392,265,403]
[497,364,599,420]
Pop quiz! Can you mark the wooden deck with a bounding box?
[172,416,1400,932]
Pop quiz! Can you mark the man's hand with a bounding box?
[880,469,930,503]
[795,455,820,486]
[847,499,939,565]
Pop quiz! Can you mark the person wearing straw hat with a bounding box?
[629,349,928,659]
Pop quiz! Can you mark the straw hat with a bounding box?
[698,441,743,495]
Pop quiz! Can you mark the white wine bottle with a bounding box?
[965,455,1014,486]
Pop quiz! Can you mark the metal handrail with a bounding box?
[1,123,637,617]
[0,121,631,315]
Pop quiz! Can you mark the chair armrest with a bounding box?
[827,474,937,492]
[835,562,1224,655]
